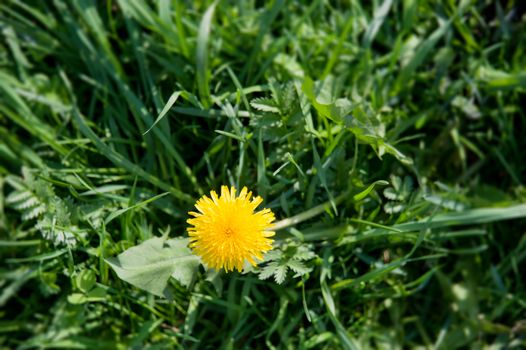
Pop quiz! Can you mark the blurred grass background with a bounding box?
[1,0,526,348]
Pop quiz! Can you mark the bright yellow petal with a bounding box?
[187,186,276,272]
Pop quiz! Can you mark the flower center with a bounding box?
[224,227,234,236]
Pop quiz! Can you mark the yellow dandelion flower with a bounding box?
[187,186,275,272]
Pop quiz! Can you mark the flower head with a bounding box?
[187,186,275,272]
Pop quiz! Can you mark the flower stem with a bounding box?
[272,192,349,231]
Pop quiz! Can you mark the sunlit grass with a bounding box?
[1,1,525,348]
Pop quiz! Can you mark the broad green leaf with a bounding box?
[302,76,352,123]
[75,270,96,293]
[106,237,200,296]
[67,287,106,304]
[345,106,413,165]
[86,286,107,301]
[67,293,87,305]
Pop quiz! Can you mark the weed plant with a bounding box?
[1,1,525,349]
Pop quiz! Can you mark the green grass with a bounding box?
[1,0,526,348]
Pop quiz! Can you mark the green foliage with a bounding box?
[1,0,526,349]
[106,236,199,297]
[258,241,316,284]
[383,175,413,214]
[68,269,107,305]
[5,168,82,246]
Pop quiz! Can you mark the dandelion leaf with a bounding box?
[106,237,199,297]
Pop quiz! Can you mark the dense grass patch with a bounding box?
[1,1,525,348]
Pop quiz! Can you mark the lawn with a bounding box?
[1,1,525,349]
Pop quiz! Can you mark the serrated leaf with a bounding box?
[106,237,200,297]
[274,53,304,78]
[39,229,76,247]
[384,176,413,202]
[279,82,297,114]
[384,202,405,214]
[271,81,298,116]
[263,250,282,262]
[287,260,311,276]
[12,196,39,210]
[292,246,316,261]
[5,190,32,204]
[259,261,279,280]
[424,194,466,211]
[250,97,280,113]
[383,187,400,201]
[22,204,45,220]
[273,265,288,284]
